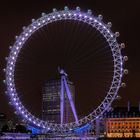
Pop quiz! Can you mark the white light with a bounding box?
[12,93,14,96]
[29,118,31,121]
[10,62,14,65]
[25,115,28,118]
[9,67,12,70]
[94,19,97,22]
[18,107,21,110]
[15,102,18,105]
[9,72,12,75]
[99,23,102,25]
[13,98,16,101]
[110,34,113,37]
[63,14,66,16]
[12,57,15,60]
[74,14,76,16]
[16,47,19,50]
[79,14,82,17]
[14,52,17,55]
[25,33,28,36]
[96,116,99,119]
[103,26,106,29]
[29,29,32,32]
[9,78,12,81]
[18,42,22,45]
[47,18,50,21]
[42,20,45,23]
[90,17,93,20]
[21,111,24,114]
[43,126,45,128]
[33,26,36,29]
[52,16,55,19]
[38,22,41,26]
[107,30,110,33]
[84,15,87,18]
[68,13,71,16]
[22,37,25,41]
[10,88,13,91]
[33,121,36,124]
[57,14,61,17]
[10,83,12,86]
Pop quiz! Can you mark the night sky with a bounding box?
[0,0,140,121]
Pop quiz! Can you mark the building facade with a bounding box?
[42,78,75,124]
[104,106,140,138]
[105,117,140,138]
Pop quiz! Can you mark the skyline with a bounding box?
[0,0,140,121]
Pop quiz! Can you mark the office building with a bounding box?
[42,78,75,124]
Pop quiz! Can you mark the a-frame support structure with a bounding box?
[59,68,78,125]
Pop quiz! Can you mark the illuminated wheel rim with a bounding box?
[5,7,124,131]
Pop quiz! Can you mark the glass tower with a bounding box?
[42,79,75,124]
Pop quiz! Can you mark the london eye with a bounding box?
[4,7,128,132]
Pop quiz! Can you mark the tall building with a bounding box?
[42,78,75,124]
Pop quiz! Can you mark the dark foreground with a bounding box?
[98,138,140,140]
[0,133,140,140]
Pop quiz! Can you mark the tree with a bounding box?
[15,124,27,133]
[1,124,9,132]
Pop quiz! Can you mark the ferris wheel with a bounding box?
[4,6,128,132]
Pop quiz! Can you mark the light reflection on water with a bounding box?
[0,133,97,140]
[0,136,96,140]
[0,136,97,140]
